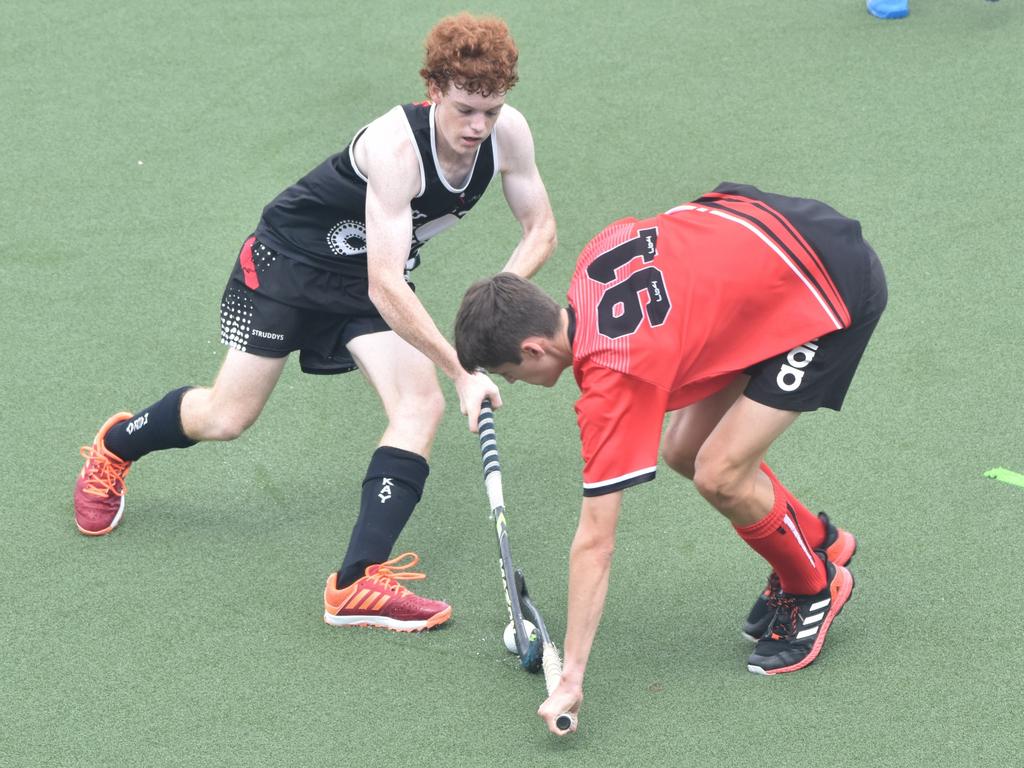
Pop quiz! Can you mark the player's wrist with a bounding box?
[558,663,585,689]
[451,366,479,389]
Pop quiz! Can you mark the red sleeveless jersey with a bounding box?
[568,193,852,496]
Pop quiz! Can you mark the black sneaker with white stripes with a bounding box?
[742,571,780,642]
[741,512,857,641]
[746,556,854,675]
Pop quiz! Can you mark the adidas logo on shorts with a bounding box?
[776,341,819,392]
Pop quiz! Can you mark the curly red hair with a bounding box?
[419,13,519,97]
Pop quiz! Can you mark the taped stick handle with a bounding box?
[522,592,575,733]
[478,398,501,478]
[478,399,506,512]
[541,643,577,733]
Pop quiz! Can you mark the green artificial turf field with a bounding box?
[2,1,1022,765]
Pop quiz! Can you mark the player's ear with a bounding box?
[427,80,444,103]
[521,339,545,359]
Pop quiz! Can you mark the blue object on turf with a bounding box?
[867,0,908,18]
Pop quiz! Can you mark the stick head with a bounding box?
[520,631,544,672]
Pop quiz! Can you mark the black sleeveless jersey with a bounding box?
[254,102,499,276]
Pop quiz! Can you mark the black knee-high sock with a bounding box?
[103,387,198,462]
[336,446,430,588]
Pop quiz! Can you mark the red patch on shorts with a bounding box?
[240,236,259,290]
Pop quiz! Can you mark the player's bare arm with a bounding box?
[538,490,623,734]
[360,109,501,427]
[495,105,557,278]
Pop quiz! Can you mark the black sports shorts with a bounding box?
[721,184,888,412]
[219,236,391,374]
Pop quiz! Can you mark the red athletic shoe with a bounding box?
[747,557,855,675]
[742,512,856,641]
[324,552,452,632]
[74,413,133,536]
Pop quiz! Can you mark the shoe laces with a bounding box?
[766,592,800,640]
[362,552,427,597]
[78,443,131,497]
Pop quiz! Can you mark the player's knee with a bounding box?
[661,439,696,479]
[422,388,446,427]
[389,387,445,433]
[692,455,748,508]
[182,388,256,442]
[202,407,259,441]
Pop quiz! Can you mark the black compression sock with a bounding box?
[103,387,198,462]
[336,446,430,588]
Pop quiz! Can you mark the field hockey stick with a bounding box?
[477,399,575,733]
[477,401,535,662]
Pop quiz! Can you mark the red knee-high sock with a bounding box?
[758,462,826,549]
[735,468,826,594]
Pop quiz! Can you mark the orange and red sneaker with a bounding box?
[742,512,856,641]
[74,412,133,536]
[324,552,452,632]
[747,556,855,675]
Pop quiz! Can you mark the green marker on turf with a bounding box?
[983,467,1024,489]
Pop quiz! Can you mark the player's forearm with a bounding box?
[502,213,556,278]
[559,495,621,687]
[560,532,614,687]
[367,277,464,382]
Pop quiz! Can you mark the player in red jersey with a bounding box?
[454,183,886,734]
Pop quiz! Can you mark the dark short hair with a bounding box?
[454,273,561,371]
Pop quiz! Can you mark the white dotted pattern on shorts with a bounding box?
[252,242,276,271]
[220,287,254,352]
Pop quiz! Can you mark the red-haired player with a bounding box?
[74,14,556,631]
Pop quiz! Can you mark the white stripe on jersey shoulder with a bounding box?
[665,203,699,214]
[582,466,657,491]
[490,122,501,180]
[400,106,427,199]
[347,125,372,183]
[663,203,843,330]
[429,102,480,194]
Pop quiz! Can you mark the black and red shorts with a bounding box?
[710,184,889,412]
[743,262,885,412]
[219,236,390,374]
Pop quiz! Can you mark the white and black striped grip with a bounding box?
[478,401,501,478]
[478,402,505,511]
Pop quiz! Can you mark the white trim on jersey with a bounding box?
[582,465,657,491]
[490,122,501,180]
[347,125,372,184]
[429,102,482,194]
[663,204,844,330]
[665,204,698,215]
[403,108,427,199]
